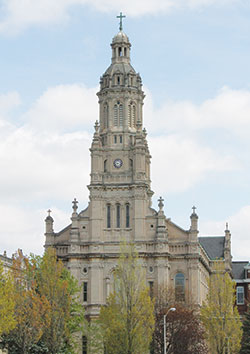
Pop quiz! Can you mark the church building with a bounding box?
[44,17,234,323]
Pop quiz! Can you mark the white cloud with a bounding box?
[144,86,250,138]
[0,83,249,257]
[200,205,250,261]
[0,0,239,35]
[150,134,236,195]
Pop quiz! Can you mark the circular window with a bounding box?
[83,267,88,274]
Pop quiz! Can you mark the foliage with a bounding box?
[201,261,242,354]
[1,248,86,354]
[152,285,208,354]
[99,242,155,354]
[240,305,250,354]
[0,260,16,336]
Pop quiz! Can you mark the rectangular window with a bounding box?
[114,135,117,143]
[237,286,244,305]
[83,282,88,302]
[82,336,87,354]
[120,135,122,143]
[126,204,130,228]
[149,281,154,298]
[116,204,120,228]
[107,205,111,228]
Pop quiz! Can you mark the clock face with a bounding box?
[113,158,123,169]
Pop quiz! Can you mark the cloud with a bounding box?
[149,134,236,195]
[0,83,249,256]
[26,84,98,133]
[0,0,239,35]
[144,86,250,138]
[200,205,250,261]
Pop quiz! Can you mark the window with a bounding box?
[114,135,117,143]
[120,135,122,143]
[114,102,123,127]
[82,336,87,354]
[175,273,185,302]
[128,102,136,127]
[149,281,154,298]
[126,204,130,228]
[237,286,244,305]
[118,47,122,56]
[117,76,120,85]
[107,205,111,228]
[103,104,109,128]
[116,204,120,228]
[83,282,88,302]
[104,160,107,172]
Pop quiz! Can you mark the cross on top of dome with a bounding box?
[116,12,126,31]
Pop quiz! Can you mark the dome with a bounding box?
[112,31,130,44]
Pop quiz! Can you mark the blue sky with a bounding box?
[0,0,249,261]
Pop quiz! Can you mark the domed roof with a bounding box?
[112,31,130,44]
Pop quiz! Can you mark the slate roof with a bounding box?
[198,236,225,260]
[232,261,249,280]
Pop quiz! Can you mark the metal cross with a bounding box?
[116,12,126,31]
[192,206,196,214]
[47,209,52,216]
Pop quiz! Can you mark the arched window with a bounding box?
[103,104,109,128]
[116,204,121,228]
[126,204,130,228]
[114,101,123,127]
[175,273,185,302]
[107,204,111,228]
[128,102,136,127]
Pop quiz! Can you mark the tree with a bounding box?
[99,243,155,354]
[152,286,208,354]
[1,248,86,354]
[0,250,50,354]
[240,305,250,354]
[35,248,86,354]
[201,261,242,354]
[0,260,16,336]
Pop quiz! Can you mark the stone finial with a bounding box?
[72,198,78,213]
[3,250,6,257]
[225,222,229,232]
[158,196,164,211]
[94,120,99,133]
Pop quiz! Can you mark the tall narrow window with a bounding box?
[119,104,123,126]
[107,204,111,228]
[114,102,123,127]
[128,102,136,127]
[126,204,130,228]
[128,105,131,127]
[132,105,136,127]
[120,135,122,143]
[116,204,120,228]
[149,281,154,298]
[114,135,117,143]
[83,282,88,302]
[114,105,118,126]
[237,286,244,305]
[117,76,120,85]
[119,47,122,56]
[82,336,87,354]
[175,273,185,302]
[104,160,107,172]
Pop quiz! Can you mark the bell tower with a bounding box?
[88,16,153,242]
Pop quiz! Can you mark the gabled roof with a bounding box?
[198,236,225,260]
[232,261,249,280]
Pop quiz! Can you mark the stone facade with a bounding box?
[44,25,235,350]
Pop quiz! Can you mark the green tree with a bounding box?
[0,251,50,354]
[1,248,86,354]
[240,305,250,354]
[0,260,16,336]
[99,243,155,354]
[35,248,86,354]
[201,261,242,354]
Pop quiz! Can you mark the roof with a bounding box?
[199,236,225,260]
[232,261,249,280]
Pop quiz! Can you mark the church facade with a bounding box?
[44,23,233,322]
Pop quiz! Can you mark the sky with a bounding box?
[0,0,250,261]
